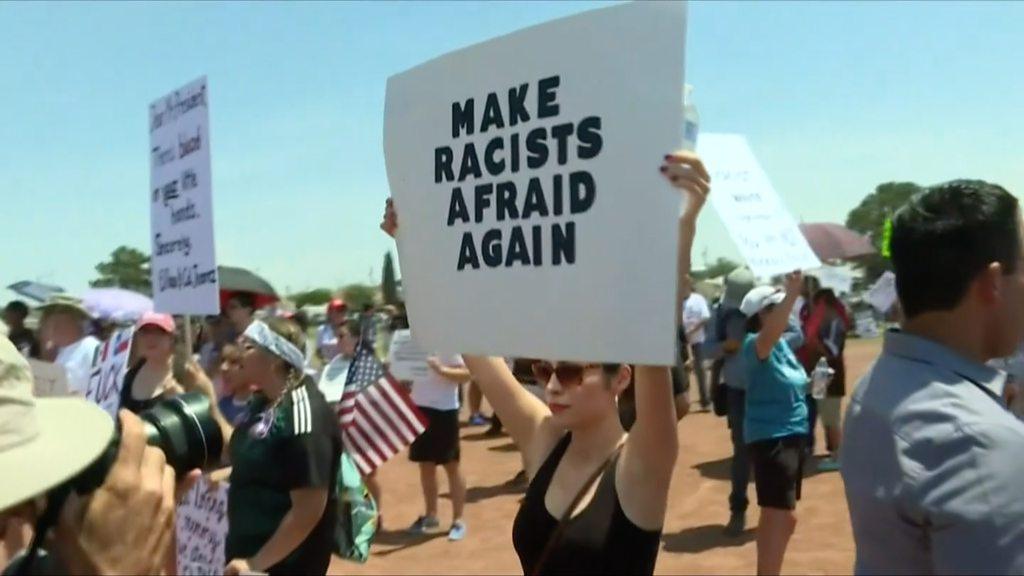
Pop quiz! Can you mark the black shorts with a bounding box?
[409,407,460,464]
[749,435,805,510]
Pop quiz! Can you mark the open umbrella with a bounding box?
[798,223,876,261]
[82,288,154,323]
[218,266,279,310]
[7,281,65,303]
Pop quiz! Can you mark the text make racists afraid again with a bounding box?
[431,75,606,272]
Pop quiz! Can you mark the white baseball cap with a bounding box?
[0,336,113,511]
[740,286,786,318]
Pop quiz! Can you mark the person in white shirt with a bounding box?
[406,354,473,542]
[37,295,101,396]
[682,278,712,410]
[315,299,347,366]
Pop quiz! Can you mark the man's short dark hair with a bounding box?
[3,300,29,319]
[892,179,1020,319]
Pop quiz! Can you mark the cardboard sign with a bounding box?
[696,134,821,278]
[85,328,134,418]
[811,265,855,296]
[176,477,229,576]
[386,329,430,382]
[384,2,687,365]
[28,359,69,397]
[854,311,880,339]
[866,271,898,313]
[149,76,220,315]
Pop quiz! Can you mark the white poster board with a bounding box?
[854,311,880,339]
[696,134,821,278]
[176,478,229,576]
[810,265,855,296]
[29,359,69,397]
[85,328,134,418]
[384,2,687,365]
[387,329,430,382]
[866,271,898,313]
[149,76,220,315]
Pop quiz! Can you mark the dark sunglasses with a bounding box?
[531,361,601,387]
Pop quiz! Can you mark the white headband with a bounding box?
[243,320,306,372]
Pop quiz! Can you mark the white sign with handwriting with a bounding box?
[85,328,134,418]
[866,271,898,313]
[696,134,821,278]
[176,478,229,576]
[149,76,220,315]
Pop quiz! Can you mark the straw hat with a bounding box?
[0,336,113,511]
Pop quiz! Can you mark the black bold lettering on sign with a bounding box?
[505,226,531,267]
[448,188,470,226]
[435,146,454,183]
[458,143,482,182]
[482,229,503,267]
[550,122,575,166]
[576,116,603,159]
[570,171,596,214]
[525,127,549,169]
[552,221,576,265]
[521,178,549,219]
[457,232,480,271]
[452,99,474,138]
[496,181,520,222]
[484,137,505,176]
[507,83,530,126]
[474,183,494,223]
[480,92,506,133]
[537,75,561,119]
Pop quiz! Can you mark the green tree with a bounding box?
[693,257,741,281]
[341,283,379,311]
[90,246,152,294]
[289,288,334,309]
[845,182,922,282]
[381,252,400,305]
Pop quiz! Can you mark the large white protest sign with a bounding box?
[810,265,855,295]
[866,271,898,313]
[384,2,687,365]
[149,76,219,315]
[696,134,821,278]
[387,329,430,382]
[29,359,69,397]
[176,477,229,576]
[85,328,134,418]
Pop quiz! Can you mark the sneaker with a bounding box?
[817,457,841,473]
[468,413,488,426]
[407,515,440,534]
[448,521,467,541]
[723,513,746,537]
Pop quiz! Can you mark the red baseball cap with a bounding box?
[327,299,347,312]
[135,312,175,334]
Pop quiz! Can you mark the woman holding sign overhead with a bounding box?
[380,150,709,575]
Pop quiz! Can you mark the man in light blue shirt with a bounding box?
[842,180,1024,574]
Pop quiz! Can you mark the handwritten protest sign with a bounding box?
[387,329,430,381]
[696,134,821,278]
[866,271,898,313]
[149,76,219,315]
[810,265,855,295]
[29,359,69,397]
[85,328,134,418]
[854,310,880,339]
[176,477,229,576]
[384,2,687,364]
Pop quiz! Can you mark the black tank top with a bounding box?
[119,360,168,415]
[511,434,662,575]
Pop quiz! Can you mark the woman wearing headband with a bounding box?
[214,317,342,576]
[381,150,709,575]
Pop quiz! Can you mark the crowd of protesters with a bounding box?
[3,170,1024,576]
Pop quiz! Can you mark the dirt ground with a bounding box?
[331,338,883,575]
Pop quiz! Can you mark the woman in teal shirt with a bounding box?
[739,272,808,576]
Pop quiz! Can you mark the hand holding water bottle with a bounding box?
[811,357,835,400]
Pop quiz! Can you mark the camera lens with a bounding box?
[73,393,224,494]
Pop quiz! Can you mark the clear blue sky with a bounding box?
[2,1,1021,302]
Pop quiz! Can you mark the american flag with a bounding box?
[339,340,427,476]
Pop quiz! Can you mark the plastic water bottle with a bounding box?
[682,84,699,151]
[811,357,834,400]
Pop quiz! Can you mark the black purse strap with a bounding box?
[531,442,624,576]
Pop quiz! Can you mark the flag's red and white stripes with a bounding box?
[339,373,427,476]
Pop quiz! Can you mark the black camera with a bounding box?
[74,392,224,494]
